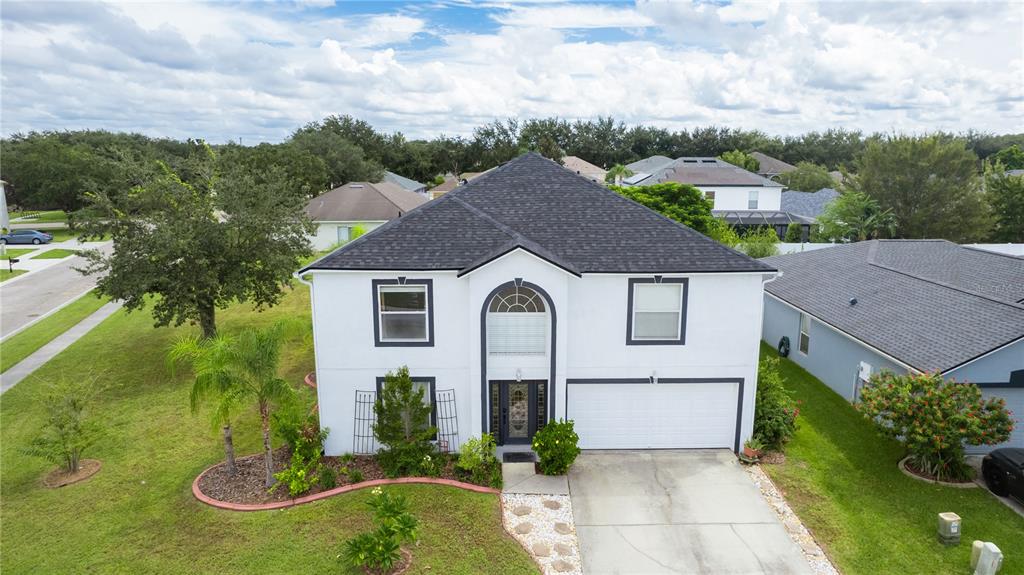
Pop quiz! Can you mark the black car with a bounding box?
[982,448,1024,503]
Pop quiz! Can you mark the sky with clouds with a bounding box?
[2,0,1022,143]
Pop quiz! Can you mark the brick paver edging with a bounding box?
[192,464,500,511]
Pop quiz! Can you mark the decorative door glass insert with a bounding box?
[507,383,530,439]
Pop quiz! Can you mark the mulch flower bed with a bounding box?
[198,447,481,505]
[900,457,976,485]
[43,459,102,488]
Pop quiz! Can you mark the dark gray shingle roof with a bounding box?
[305,153,775,275]
[764,240,1024,373]
[781,188,840,219]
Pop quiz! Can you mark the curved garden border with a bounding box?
[192,460,500,511]
[898,456,978,489]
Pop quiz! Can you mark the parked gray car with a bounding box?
[0,229,54,245]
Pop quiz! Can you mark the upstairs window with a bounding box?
[747,189,759,209]
[799,313,811,354]
[627,278,688,345]
[487,286,547,356]
[373,279,433,346]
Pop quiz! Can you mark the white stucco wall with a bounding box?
[310,221,385,251]
[699,185,783,211]
[308,249,768,455]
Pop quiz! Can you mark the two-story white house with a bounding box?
[301,153,777,456]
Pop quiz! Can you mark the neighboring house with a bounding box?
[429,171,489,200]
[750,152,796,179]
[383,171,427,196]
[781,188,841,219]
[624,156,810,239]
[561,156,606,183]
[301,153,777,456]
[305,181,427,251]
[761,240,1024,452]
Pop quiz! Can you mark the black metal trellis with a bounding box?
[435,389,459,453]
[353,390,378,455]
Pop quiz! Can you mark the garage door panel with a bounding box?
[569,382,739,449]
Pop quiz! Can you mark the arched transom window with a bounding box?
[488,286,546,313]
[487,285,547,356]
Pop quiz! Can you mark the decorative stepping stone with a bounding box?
[552,559,574,573]
[513,505,532,516]
[554,522,572,535]
[554,542,574,556]
[514,522,533,534]
[531,542,551,557]
[542,500,562,510]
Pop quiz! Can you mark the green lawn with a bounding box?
[0,286,536,575]
[761,343,1024,575]
[14,210,68,223]
[0,269,27,282]
[32,248,78,259]
[0,291,109,373]
[44,228,110,243]
[0,248,36,260]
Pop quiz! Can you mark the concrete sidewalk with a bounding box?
[1,302,122,394]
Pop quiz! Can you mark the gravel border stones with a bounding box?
[501,493,582,575]
[745,464,840,575]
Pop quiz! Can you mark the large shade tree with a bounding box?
[984,163,1024,242]
[77,142,314,339]
[610,182,716,236]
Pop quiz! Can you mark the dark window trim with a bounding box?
[564,377,745,453]
[479,278,557,437]
[375,375,437,438]
[626,277,689,346]
[371,278,434,347]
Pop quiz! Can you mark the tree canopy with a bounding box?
[610,182,716,236]
[776,161,835,192]
[817,191,896,242]
[990,144,1024,170]
[984,163,1024,242]
[719,150,760,172]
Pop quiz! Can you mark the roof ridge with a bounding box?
[447,194,521,242]
[369,182,411,214]
[866,245,1024,310]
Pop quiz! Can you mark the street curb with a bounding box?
[0,286,97,343]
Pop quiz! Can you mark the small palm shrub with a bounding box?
[857,372,1013,481]
[341,488,419,572]
[457,433,501,488]
[754,356,799,450]
[532,419,581,475]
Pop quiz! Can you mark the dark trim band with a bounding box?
[564,377,744,453]
[480,280,557,441]
[371,278,434,347]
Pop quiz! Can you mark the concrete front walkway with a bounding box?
[569,450,812,575]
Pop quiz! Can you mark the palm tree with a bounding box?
[605,164,634,185]
[167,320,305,487]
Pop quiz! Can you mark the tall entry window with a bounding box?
[487,286,547,356]
[372,279,434,346]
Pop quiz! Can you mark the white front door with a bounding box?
[568,381,740,450]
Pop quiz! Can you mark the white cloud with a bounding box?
[0,0,1021,144]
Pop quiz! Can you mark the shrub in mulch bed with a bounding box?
[197,448,487,505]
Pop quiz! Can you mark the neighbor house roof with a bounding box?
[763,240,1024,373]
[382,171,426,194]
[429,170,490,196]
[750,152,796,177]
[561,156,606,181]
[624,156,783,188]
[304,153,775,276]
[781,188,841,219]
[305,181,427,223]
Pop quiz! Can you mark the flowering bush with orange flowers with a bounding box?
[857,371,1014,481]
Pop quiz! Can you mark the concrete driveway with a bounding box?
[569,450,811,575]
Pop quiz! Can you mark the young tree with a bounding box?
[610,182,716,235]
[985,163,1024,242]
[846,135,990,241]
[167,320,306,487]
[783,222,803,242]
[857,372,1013,481]
[719,150,760,172]
[817,191,896,242]
[776,162,835,192]
[77,143,314,339]
[21,373,110,474]
[374,366,436,477]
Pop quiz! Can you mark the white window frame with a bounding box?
[627,278,688,345]
[747,189,759,210]
[373,280,433,346]
[798,312,810,355]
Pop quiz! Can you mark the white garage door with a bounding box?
[568,381,740,450]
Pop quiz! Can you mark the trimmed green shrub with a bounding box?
[318,465,337,490]
[457,433,501,488]
[738,227,779,258]
[348,468,364,484]
[754,357,798,450]
[784,222,803,242]
[857,372,1013,481]
[271,451,321,497]
[532,419,581,475]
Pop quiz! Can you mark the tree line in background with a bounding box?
[2,116,1023,244]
